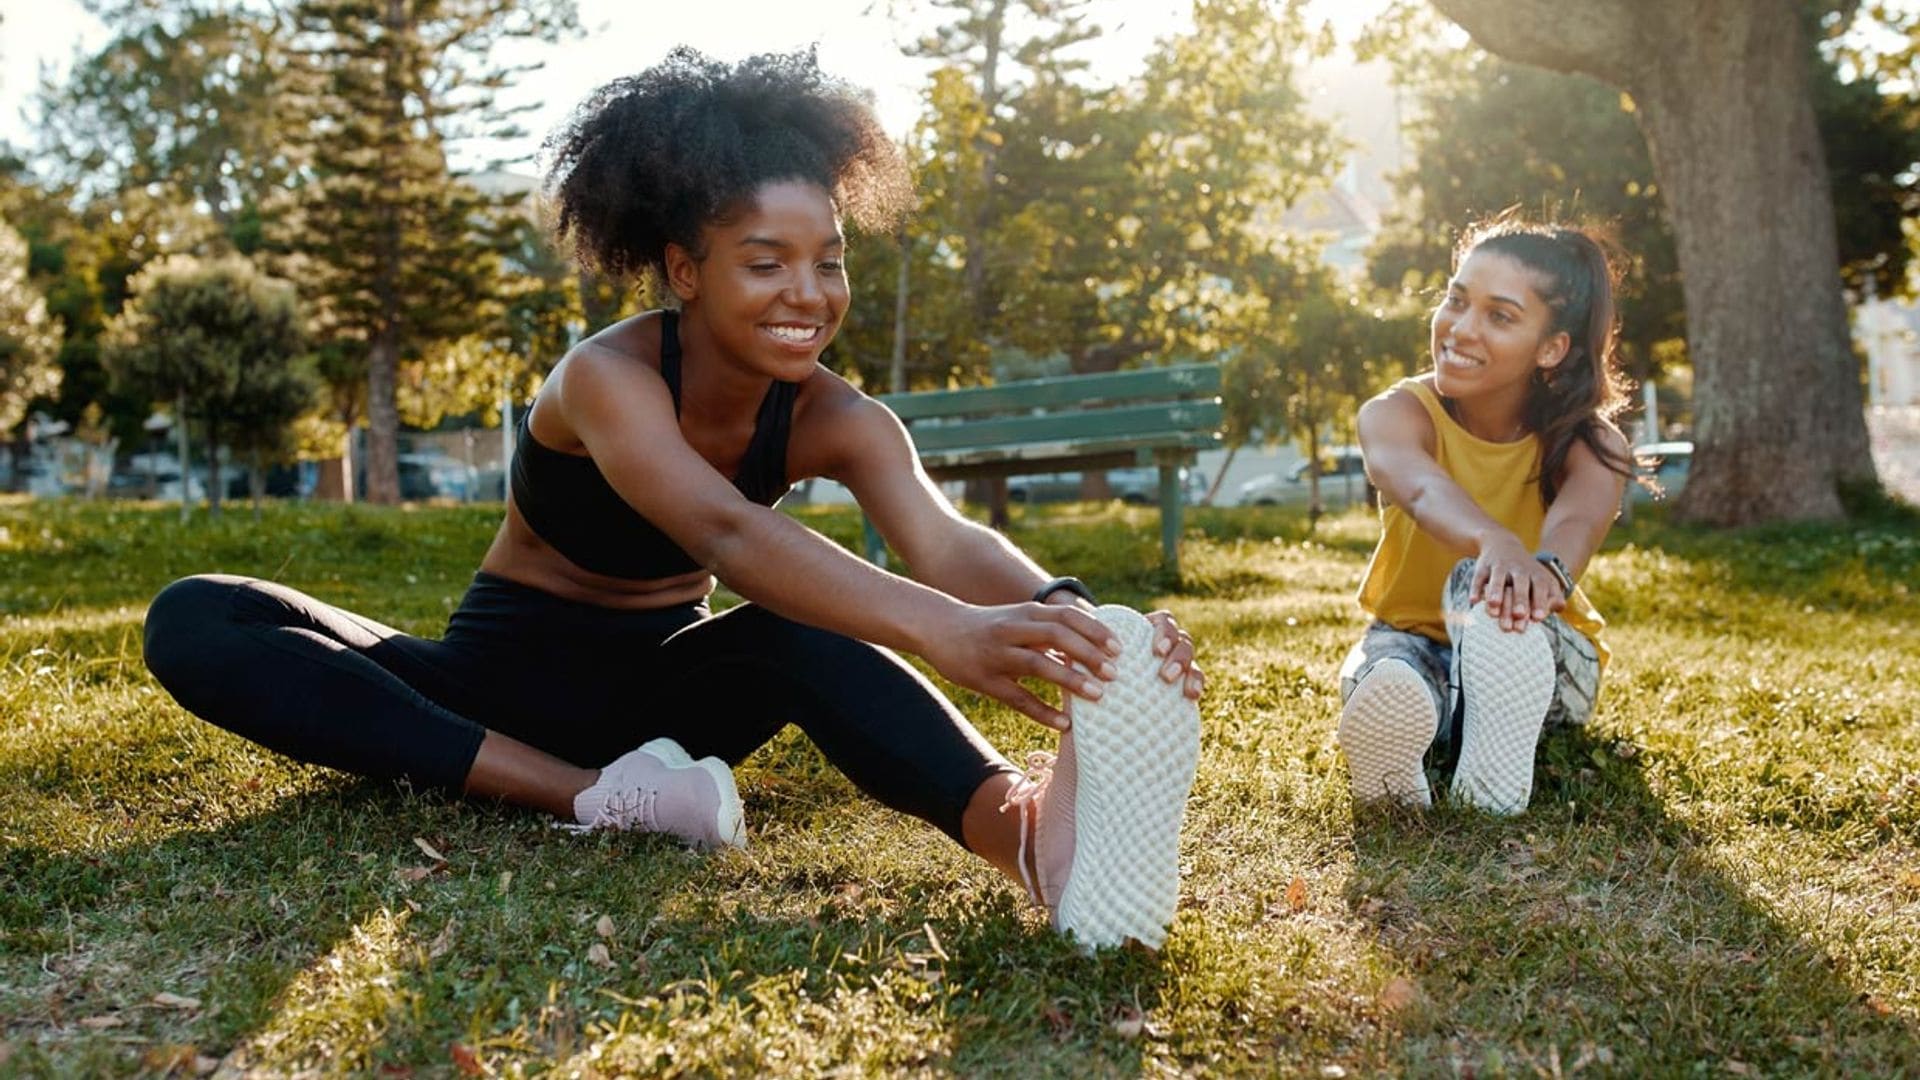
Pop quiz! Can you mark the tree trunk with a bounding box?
[205,417,223,518]
[364,329,401,504]
[1431,0,1879,526]
[1628,8,1873,523]
[967,0,1009,326]
[175,394,191,523]
[890,224,911,394]
[249,449,265,521]
[1202,444,1239,506]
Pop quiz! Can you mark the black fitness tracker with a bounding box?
[1534,551,1576,594]
[1032,576,1097,606]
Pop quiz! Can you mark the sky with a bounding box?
[0,0,1389,170]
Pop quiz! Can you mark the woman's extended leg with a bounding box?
[1337,623,1451,807]
[634,603,1021,849]
[141,575,719,835]
[1441,558,1584,814]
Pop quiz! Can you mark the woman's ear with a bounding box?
[1535,330,1571,372]
[664,242,700,303]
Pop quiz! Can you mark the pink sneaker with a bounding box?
[572,738,746,849]
[1001,605,1200,951]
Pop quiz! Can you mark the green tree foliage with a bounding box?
[0,221,64,436]
[1363,2,1920,391]
[287,0,578,503]
[1217,257,1423,509]
[100,254,308,518]
[37,0,297,255]
[1417,0,1891,523]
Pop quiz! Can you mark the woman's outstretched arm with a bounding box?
[557,347,1118,729]
[1358,385,1555,630]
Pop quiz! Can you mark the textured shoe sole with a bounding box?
[1054,606,1201,951]
[1338,659,1435,808]
[1450,608,1555,815]
[636,738,747,850]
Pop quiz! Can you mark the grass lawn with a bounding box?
[1,494,1917,1077]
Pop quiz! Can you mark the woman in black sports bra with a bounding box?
[142,48,1205,948]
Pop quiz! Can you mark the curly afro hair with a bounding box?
[544,46,914,284]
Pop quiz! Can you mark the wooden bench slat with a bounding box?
[877,364,1220,419]
[917,432,1219,470]
[904,401,1223,452]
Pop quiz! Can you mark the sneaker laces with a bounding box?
[589,785,659,832]
[999,750,1057,906]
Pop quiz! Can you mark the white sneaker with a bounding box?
[1450,605,1555,815]
[1002,605,1200,951]
[1338,659,1436,808]
[572,738,746,849]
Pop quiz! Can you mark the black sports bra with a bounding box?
[509,311,797,579]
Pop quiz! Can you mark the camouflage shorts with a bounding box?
[1339,558,1602,746]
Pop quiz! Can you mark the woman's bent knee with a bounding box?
[142,575,247,687]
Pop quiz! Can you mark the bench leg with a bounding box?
[862,513,887,569]
[1158,464,1183,577]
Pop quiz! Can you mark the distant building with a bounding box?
[1857,297,1920,406]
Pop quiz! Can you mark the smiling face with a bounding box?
[1430,249,1570,407]
[667,178,849,382]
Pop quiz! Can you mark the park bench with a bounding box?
[862,363,1223,576]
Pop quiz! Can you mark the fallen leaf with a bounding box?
[1896,869,1920,890]
[595,915,615,939]
[429,921,457,960]
[449,1042,483,1077]
[497,871,513,895]
[587,942,614,969]
[193,1056,219,1077]
[1724,1061,1755,1077]
[413,837,448,863]
[1377,977,1422,1014]
[1320,1067,1348,1079]
[1042,1002,1074,1040]
[1286,876,1309,913]
[395,866,434,883]
[79,1014,125,1029]
[152,992,202,1010]
[143,1044,200,1072]
[1110,1006,1145,1040]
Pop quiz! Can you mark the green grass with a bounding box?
[1,494,1917,1077]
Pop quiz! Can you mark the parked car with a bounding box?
[1629,440,1692,503]
[109,455,207,501]
[1007,467,1206,505]
[224,462,319,500]
[399,453,478,501]
[1238,447,1373,506]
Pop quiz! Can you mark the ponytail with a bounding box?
[1458,218,1635,505]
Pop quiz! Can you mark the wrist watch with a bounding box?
[1534,551,1576,594]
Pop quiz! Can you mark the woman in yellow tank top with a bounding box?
[1338,218,1636,815]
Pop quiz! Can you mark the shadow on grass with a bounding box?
[0,744,1179,1077]
[1342,725,1920,1073]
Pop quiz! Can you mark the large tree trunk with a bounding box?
[1432,0,1879,525]
[365,328,401,504]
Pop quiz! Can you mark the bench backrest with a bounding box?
[877,364,1223,457]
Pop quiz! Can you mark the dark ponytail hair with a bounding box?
[1457,216,1635,505]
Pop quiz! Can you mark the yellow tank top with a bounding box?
[1356,378,1610,669]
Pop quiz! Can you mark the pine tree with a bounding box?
[287,0,577,503]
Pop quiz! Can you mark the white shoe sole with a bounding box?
[634,738,747,850]
[1053,605,1201,951]
[1450,608,1555,816]
[1338,659,1435,808]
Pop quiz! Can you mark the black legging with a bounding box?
[142,572,1015,843]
